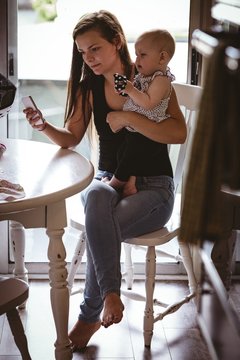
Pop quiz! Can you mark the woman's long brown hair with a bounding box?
[64,10,133,128]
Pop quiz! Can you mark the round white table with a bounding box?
[0,138,94,360]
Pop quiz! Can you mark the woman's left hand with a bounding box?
[106,111,127,133]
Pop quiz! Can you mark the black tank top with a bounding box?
[92,75,126,173]
[91,75,173,180]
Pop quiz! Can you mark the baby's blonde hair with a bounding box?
[136,29,175,59]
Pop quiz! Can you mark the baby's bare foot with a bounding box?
[101,293,124,328]
[69,319,101,350]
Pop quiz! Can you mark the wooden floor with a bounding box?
[1,279,239,360]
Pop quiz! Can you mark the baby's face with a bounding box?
[134,38,165,76]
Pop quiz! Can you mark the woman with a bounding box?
[24,10,186,350]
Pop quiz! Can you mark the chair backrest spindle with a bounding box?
[171,82,202,196]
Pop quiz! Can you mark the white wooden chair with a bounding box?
[0,277,31,359]
[67,82,203,347]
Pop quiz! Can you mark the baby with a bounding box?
[109,29,176,197]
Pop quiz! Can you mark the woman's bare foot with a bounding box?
[69,319,101,350]
[101,293,124,328]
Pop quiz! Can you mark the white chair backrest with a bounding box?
[171,82,203,195]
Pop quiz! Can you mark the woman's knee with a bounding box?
[82,181,118,208]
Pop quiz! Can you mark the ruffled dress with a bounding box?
[123,67,175,123]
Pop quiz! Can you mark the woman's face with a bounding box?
[75,30,119,76]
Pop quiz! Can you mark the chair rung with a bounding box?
[155,249,182,261]
[121,289,146,301]
[70,287,84,296]
[132,246,182,262]
[154,292,196,321]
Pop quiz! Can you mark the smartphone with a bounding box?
[21,95,44,125]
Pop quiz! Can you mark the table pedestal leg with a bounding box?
[47,227,72,360]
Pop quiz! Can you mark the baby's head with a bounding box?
[135,29,175,75]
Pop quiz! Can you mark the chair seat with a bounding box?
[0,277,29,315]
[0,277,31,359]
[124,227,179,246]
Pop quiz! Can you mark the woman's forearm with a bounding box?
[23,90,90,149]
[125,112,186,144]
[107,86,187,144]
[39,122,82,148]
[107,111,186,144]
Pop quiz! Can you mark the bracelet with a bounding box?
[38,119,47,131]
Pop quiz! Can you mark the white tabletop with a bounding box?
[0,138,94,212]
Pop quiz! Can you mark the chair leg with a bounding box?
[67,230,86,295]
[9,221,28,283]
[143,246,156,348]
[123,243,134,290]
[7,308,32,360]
[178,240,197,294]
[10,221,28,309]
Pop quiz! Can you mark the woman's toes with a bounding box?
[101,293,124,328]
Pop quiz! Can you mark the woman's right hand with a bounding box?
[107,111,129,133]
[23,107,46,131]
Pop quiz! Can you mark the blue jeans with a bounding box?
[79,173,174,323]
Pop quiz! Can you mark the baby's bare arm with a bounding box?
[124,76,170,110]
